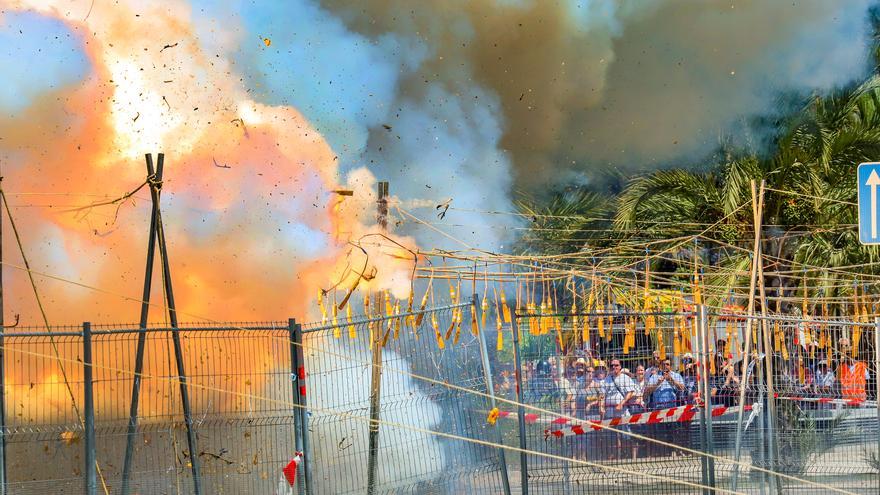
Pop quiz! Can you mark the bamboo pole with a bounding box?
[756,184,780,494]
[731,179,765,490]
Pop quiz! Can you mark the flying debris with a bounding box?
[213,157,231,169]
[160,42,178,52]
[436,199,451,220]
[263,37,271,47]
[331,190,354,196]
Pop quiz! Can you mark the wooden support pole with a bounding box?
[367,181,389,495]
[732,179,765,490]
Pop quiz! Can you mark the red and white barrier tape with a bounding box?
[491,402,730,426]
[544,404,741,438]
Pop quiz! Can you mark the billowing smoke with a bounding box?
[316,0,876,188]
[1,0,879,492]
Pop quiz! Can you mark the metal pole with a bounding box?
[83,322,96,495]
[0,173,6,495]
[699,306,716,490]
[288,319,305,494]
[294,323,313,495]
[875,317,880,494]
[472,294,512,495]
[121,154,162,495]
[153,154,201,495]
[694,309,710,495]
[367,182,389,495]
[732,179,765,490]
[366,297,384,495]
[758,261,779,495]
[511,315,528,495]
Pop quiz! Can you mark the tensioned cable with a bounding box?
[0,190,111,495]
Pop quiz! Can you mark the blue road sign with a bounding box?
[858,162,880,245]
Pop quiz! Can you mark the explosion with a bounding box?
[1,0,415,324]
[0,0,418,423]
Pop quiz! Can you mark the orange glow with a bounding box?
[1,0,418,422]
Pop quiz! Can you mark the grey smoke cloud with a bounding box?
[320,0,876,190]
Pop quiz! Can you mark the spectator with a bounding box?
[530,359,558,405]
[813,361,836,409]
[680,353,699,404]
[630,364,647,412]
[562,358,590,418]
[603,358,638,460]
[645,350,662,379]
[711,360,740,407]
[644,359,685,409]
[837,337,870,402]
[628,364,648,458]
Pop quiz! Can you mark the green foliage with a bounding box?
[520,75,880,297]
[515,188,614,257]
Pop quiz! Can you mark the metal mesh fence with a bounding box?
[2,304,878,494]
[0,303,511,494]
[301,301,508,494]
[2,322,294,494]
[502,309,880,494]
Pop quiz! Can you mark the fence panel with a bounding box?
[708,314,880,494]
[499,309,880,494]
[301,301,508,494]
[3,330,84,494]
[4,306,874,494]
[506,312,706,495]
[1,322,295,494]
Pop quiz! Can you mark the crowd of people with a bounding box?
[494,336,873,460]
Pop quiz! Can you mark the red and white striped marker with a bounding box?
[545,404,739,438]
[282,452,303,488]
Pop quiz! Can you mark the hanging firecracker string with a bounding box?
[332,290,340,339]
[494,287,504,351]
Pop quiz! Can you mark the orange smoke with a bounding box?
[1,0,415,323]
[0,0,417,421]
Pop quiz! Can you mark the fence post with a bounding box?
[694,309,710,495]
[472,294,512,495]
[698,306,716,491]
[366,295,384,495]
[293,323,313,495]
[510,315,528,495]
[288,319,305,494]
[82,322,96,495]
[121,153,162,495]
[0,308,5,495]
[875,317,880,494]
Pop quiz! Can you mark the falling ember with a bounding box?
[263,37,271,47]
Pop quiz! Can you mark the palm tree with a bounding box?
[611,76,880,309]
[515,187,614,257]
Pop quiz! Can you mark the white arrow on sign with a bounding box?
[867,169,880,238]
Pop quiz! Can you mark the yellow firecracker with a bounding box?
[332,292,340,339]
[432,312,444,349]
[318,290,328,325]
[487,407,500,425]
[346,303,356,339]
[500,290,512,323]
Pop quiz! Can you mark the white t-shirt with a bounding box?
[603,373,637,406]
